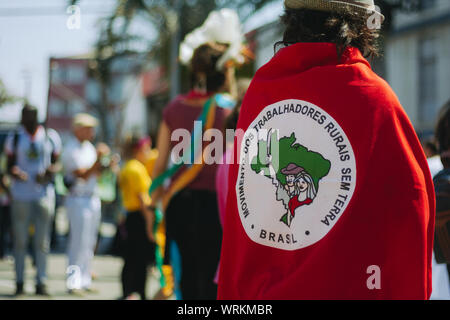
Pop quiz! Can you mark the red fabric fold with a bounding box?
[218,43,435,300]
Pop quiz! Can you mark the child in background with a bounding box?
[118,135,156,300]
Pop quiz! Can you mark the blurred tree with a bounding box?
[0,79,22,108]
[68,0,421,85]
[376,0,422,31]
[67,0,420,143]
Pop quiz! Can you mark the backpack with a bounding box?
[433,172,450,264]
[9,128,56,183]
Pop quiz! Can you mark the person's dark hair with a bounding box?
[21,103,39,134]
[422,138,438,156]
[122,134,141,160]
[276,8,380,59]
[190,43,228,93]
[224,104,241,132]
[21,103,38,120]
[435,100,450,167]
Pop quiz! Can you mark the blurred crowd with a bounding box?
[0,104,167,298]
[0,2,450,301]
[0,35,251,299]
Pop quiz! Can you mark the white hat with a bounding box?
[73,113,98,128]
[179,8,245,70]
[284,0,384,21]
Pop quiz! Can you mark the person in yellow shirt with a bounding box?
[118,135,156,300]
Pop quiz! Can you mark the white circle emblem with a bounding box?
[236,99,357,251]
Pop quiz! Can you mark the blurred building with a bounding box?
[46,53,154,148]
[243,1,283,71]
[245,0,450,136]
[46,57,87,142]
[141,64,169,142]
[386,0,450,135]
[0,122,16,153]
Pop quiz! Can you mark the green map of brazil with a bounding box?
[250,131,332,227]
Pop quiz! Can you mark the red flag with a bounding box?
[218,43,435,300]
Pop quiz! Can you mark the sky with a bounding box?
[0,0,283,124]
[243,0,282,33]
[0,0,116,123]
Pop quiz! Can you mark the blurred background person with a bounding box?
[218,0,435,300]
[216,78,250,228]
[421,137,443,178]
[144,135,160,178]
[61,113,114,295]
[4,104,61,296]
[214,77,250,285]
[142,136,176,300]
[431,99,450,299]
[152,43,230,300]
[118,135,156,300]
[0,172,12,260]
[151,9,248,299]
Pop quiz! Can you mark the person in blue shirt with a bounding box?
[4,104,62,296]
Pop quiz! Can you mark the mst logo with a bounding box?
[252,129,331,228]
[236,99,357,251]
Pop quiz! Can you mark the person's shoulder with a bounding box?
[162,95,192,126]
[368,70,398,100]
[45,127,61,139]
[80,141,97,159]
[434,168,450,182]
[433,169,450,195]
[164,95,187,111]
[428,155,443,169]
[3,128,22,152]
[45,128,62,148]
[123,159,147,176]
[62,136,81,155]
[85,140,96,151]
[7,127,24,140]
[147,149,159,162]
[63,135,76,147]
[3,129,17,143]
[124,159,142,169]
[346,66,405,121]
[150,148,159,157]
[120,160,132,176]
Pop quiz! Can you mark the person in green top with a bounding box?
[118,135,156,300]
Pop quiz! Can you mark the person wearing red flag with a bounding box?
[218,0,435,299]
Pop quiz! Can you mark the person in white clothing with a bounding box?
[61,113,112,294]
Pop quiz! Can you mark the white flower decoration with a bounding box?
[179,8,245,71]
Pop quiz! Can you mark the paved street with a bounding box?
[0,207,172,300]
[0,254,167,300]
